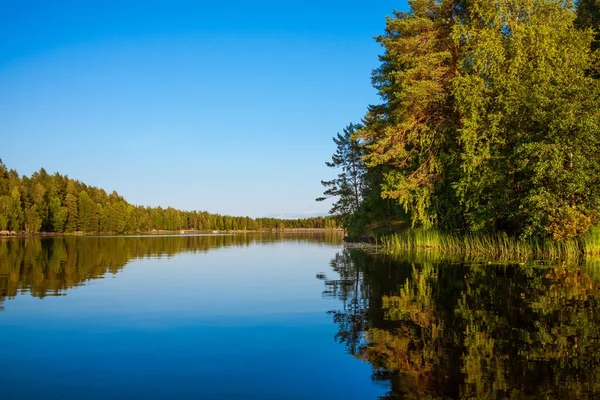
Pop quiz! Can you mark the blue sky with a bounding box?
[0,0,408,218]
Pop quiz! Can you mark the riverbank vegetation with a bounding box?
[380,227,600,261]
[0,161,339,234]
[319,0,600,253]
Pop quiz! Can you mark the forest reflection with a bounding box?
[324,250,600,399]
[0,232,342,308]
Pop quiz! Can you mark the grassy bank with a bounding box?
[379,227,600,262]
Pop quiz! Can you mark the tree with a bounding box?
[24,204,42,233]
[453,0,600,239]
[48,196,67,232]
[78,191,97,232]
[8,186,24,231]
[0,159,10,196]
[355,1,463,229]
[0,161,339,234]
[576,0,600,50]
[0,196,10,230]
[343,0,600,240]
[64,181,79,232]
[317,123,368,229]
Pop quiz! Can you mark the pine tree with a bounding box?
[317,123,367,229]
[9,186,24,231]
[355,1,463,228]
[78,191,97,232]
[48,196,67,232]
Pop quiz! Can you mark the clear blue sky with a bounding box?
[0,0,408,218]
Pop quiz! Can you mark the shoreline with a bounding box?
[0,228,345,238]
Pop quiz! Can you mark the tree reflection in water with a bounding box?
[324,249,600,399]
[0,232,343,309]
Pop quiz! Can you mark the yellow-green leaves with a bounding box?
[356,2,461,228]
[454,0,600,237]
[357,0,600,239]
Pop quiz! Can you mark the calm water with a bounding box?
[1,234,600,399]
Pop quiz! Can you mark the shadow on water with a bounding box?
[0,232,343,309]
[323,249,600,399]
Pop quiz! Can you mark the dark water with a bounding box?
[330,251,600,399]
[1,235,600,399]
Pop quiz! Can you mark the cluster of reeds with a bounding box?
[379,228,600,262]
[584,226,600,256]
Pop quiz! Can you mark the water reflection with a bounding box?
[325,250,600,399]
[1,232,394,400]
[0,232,342,309]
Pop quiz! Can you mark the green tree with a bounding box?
[48,196,67,232]
[453,0,600,239]
[317,123,368,229]
[0,196,10,230]
[28,170,50,231]
[344,0,600,240]
[0,160,11,196]
[78,191,98,232]
[64,181,79,232]
[111,201,128,233]
[355,1,463,228]
[8,186,24,231]
[576,0,600,50]
[24,204,42,233]
[64,193,78,232]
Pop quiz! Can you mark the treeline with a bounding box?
[319,0,600,241]
[0,161,339,233]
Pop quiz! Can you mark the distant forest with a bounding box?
[0,161,339,233]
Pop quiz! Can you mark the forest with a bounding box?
[319,0,600,242]
[0,161,339,234]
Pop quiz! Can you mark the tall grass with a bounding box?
[584,226,600,256]
[379,228,600,262]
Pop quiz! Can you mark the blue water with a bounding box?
[0,235,385,399]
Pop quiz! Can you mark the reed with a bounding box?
[379,228,596,262]
[584,226,600,256]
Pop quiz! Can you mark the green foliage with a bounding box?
[48,197,67,232]
[355,2,462,229]
[0,163,340,234]
[576,0,600,50]
[453,0,600,239]
[64,185,78,233]
[318,113,411,237]
[323,1,600,241]
[24,205,42,233]
[77,191,97,232]
[380,228,589,261]
[317,123,368,230]
[0,196,10,230]
[8,186,24,231]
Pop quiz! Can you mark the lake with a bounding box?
[1,234,600,399]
